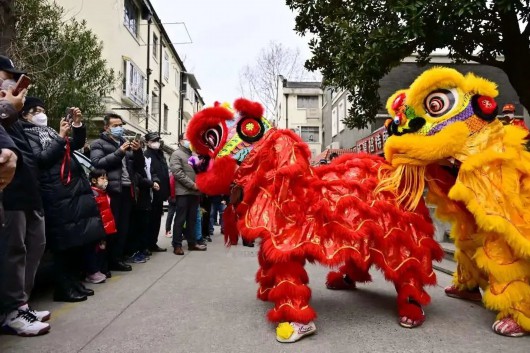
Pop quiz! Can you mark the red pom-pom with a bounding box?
[234,98,264,119]
[477,96,497,115]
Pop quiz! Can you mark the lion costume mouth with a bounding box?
[377,121,471,210]
[194,155,238,196]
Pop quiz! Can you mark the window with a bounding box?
[331,107,338,137]
[181,76,188,93]
[152,34,159,60]
[163,51,169,82]
[338,101,345,132]
[123,59,145,106]
[163,104,169,130]
[186,85,195,103]
[123,0,138,36]
[151,92,159,117]
[300,126,319,143]
[297,96,319,109]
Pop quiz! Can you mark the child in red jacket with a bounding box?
[87,169,117,283]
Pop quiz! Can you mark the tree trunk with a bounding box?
[498,4,530,114]
[0,0,16,55]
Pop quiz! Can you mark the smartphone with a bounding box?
[12,74,31,96]
[65,107,74,123]
[134,133,142,141]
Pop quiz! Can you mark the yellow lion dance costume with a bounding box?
[380,67,530,337]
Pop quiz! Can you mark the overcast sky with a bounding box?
[151,0,313,105]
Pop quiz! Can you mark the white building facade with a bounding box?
[55,0,204,151]
[275,76,323,157]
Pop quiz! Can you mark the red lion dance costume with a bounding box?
[186,99,443,342]
[382,67,530,337]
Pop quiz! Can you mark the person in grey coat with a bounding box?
[169,133,206,255]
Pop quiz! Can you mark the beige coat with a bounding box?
[169,146,200,196]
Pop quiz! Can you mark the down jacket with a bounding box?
[23,123,105,251]
[90,132,145,195]
[91,187,117,235]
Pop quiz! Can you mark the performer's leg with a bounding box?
[445,236,486,301]
[395,269,431,328]
[326,258,372,290]
[256,246,274,301]
[265,260,317,343]
[476,234,530,337]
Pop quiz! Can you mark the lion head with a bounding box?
[378,67,503,209]
[186,98,271,195]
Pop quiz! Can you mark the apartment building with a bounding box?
[275,75,323,157]
[56,0,204,151]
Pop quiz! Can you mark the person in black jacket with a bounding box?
[144,132,169,252]
[0,71,51,336]
[90,113,144,272]
[126,144,160,262]
[21,97,105,303]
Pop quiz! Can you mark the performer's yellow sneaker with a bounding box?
[276,321,316,343]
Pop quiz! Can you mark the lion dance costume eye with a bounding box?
[380,67,530,337]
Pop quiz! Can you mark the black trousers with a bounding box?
[127,208,150,255]
[166,199,176,232]
[147,199,164,248]
[53,246,83,286]
[108,186,133,264]
[172,195,200,248]
[200,197,211,237]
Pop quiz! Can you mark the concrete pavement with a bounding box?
[1,225,528,353]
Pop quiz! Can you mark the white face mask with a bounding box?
[149,141,161,150]
[32,112,48,127]
[97,181,108,190]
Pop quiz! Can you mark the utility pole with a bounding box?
[145,17,152,130]
[158,36,163,134]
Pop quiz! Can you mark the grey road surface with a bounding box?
[1,227,528,353]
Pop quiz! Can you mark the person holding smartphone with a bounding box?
[0,58,52,337]
[20,98,106,303]
[90,113,145,272]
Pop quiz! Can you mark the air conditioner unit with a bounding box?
[306,108,319,119]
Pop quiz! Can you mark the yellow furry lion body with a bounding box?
[381,67,530,333]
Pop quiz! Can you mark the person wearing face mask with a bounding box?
[169,133,207,255]
[0,58,51,337]
[90,113,145,272]
[20,97,106,303]
[88,169,117,283]
[143,132,169,253]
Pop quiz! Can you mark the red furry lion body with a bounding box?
[187,99,443,335]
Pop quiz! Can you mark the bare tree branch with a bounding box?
[238,41,318,117]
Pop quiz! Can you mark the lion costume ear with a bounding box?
[233,98,264,118]
[233,98,266,143]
